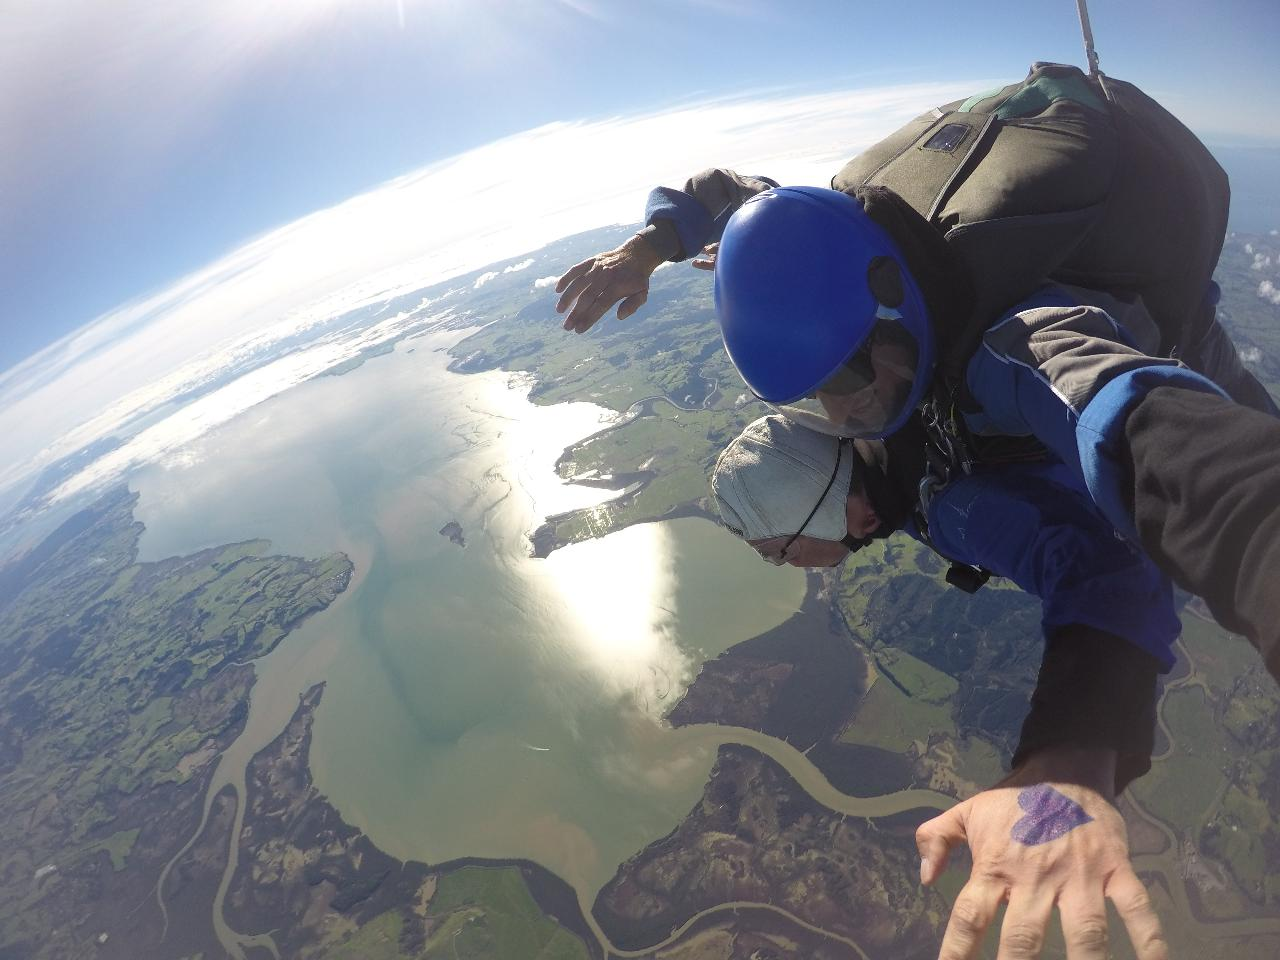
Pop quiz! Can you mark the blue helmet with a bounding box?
[713,186,935,439]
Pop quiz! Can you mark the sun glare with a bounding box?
[543,523,692,716]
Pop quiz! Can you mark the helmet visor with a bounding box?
[768,311,921,438]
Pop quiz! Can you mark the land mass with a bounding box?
[439,520,466,548]
[593,743,945,959]
[0,487,352,959]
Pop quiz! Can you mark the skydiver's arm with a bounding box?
[555,168,775,334]
[964,290,1280,678]
[1014,625,1159,794]
[1125,387,1280,679]
[915,469,1170,955]
[924,464,1173,793]
[641,168,779,262]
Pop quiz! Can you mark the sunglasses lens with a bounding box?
[786,316,921,437]
[804,355,872,401]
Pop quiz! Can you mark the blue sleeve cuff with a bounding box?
[1076,366,1229,540]
[644,176,778,262]
[644,187,714,262]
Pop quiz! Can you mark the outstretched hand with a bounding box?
[916,747,1167,959]
[555,234,664,334]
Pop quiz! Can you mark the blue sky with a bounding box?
[2,0,1278,374]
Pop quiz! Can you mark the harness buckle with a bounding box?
[914,394,992,594]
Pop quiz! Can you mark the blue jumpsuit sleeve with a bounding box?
[926,462,1180,670]
[644,170,778,261]
[963,290,1229,540]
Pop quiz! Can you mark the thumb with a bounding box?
[916,801,968,886]
[617,290,648,321]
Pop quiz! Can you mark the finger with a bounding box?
[916,802,966,886]
[556,272,593,316]
[564,286,613,333]
[691,258,715,271]
[616,290,648,321]
[995,892,1054,960]
[939,881,1003,960]
[555,257,594,295]
[1106,870,1168,960]
[1057,887,1109,960]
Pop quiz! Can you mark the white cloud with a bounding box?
[1240,346,1263,363]
[473,271,499,289]
[0,78,978,502]
[45,308,455,503]
[1259,280,1280,306]
[504,258,535,273]
[533,276,559,289]
[1253,253,1273,270]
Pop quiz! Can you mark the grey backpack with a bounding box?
[832,61,1229,379]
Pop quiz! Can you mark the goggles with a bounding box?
[765,307,921,439]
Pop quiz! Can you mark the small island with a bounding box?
[439,520,466,548]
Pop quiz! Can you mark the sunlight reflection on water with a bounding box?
[543,522,690,717]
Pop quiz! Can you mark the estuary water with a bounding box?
[131,328,810,901]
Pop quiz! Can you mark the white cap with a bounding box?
[710,415,851,542]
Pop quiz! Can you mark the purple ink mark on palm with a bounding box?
[1011,785,1093,846]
